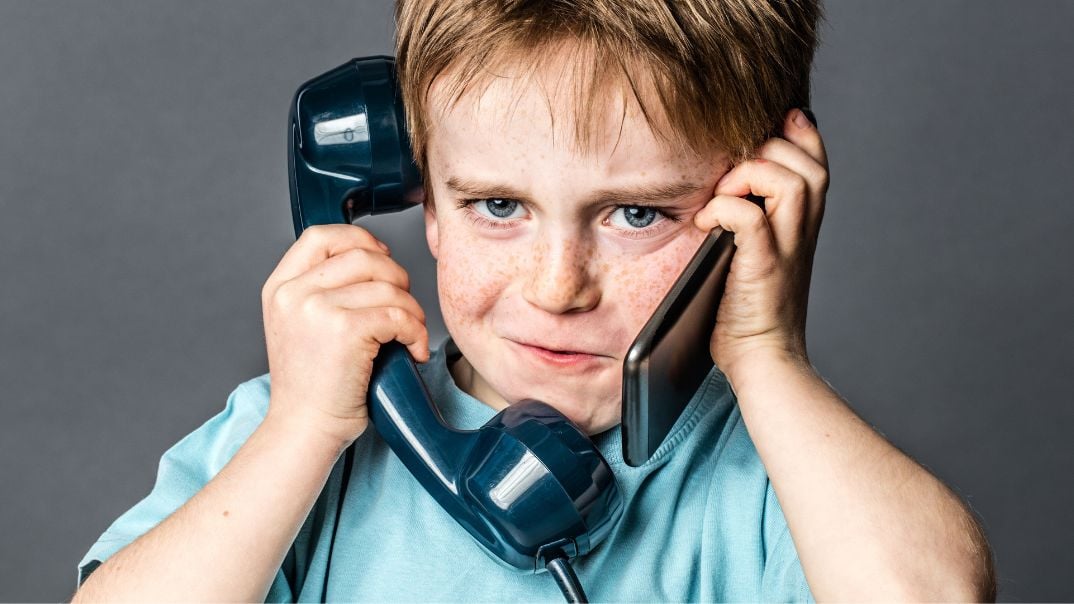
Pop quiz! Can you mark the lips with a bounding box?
[507,339,610,369]
[509,339,607,357]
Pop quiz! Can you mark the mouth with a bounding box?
[507,339,609,369]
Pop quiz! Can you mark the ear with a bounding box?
[424,198,439,260]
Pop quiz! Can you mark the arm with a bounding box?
[73,410,346,602]
[728,351,995,600]
[694,109,994,599]
[75,224,429,601]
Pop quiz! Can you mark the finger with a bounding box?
[754,137,828,238]
[350,306,430,362]
[693,194,779,272]
[712,158,808,256]
[755,137,828,198]
[295,247,411,292]
[781,108,828,170]
[322,281,427,324]
[267,224,389,288]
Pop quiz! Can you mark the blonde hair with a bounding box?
[394,0,823,172]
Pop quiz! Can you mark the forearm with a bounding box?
[727,353,994,600]
[73,407,348,602]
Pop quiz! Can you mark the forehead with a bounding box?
[424,50,721,183]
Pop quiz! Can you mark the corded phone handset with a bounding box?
[286,56,796,601]
[288,56,619,603]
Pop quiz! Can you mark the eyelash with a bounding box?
[456,198,520,230]
[455,198,682,237]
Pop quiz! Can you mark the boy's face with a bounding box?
[424,55,731,435]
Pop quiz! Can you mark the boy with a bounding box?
[74,0,995,600]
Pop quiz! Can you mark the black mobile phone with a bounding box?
[621,196,764,467]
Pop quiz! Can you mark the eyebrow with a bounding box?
[445,175,709,206]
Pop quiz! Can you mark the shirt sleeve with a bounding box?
[760,481,814,602]
[75,375,295,601]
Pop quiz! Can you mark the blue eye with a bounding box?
[609,206,660,229]
[475,198,523,220]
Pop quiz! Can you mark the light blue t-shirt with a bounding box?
[78,339,813,602]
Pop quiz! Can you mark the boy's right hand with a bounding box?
[261,224,430,448]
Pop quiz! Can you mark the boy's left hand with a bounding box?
[693,108,829,382]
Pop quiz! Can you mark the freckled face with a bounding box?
[423,60,730,435]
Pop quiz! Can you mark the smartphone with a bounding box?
[621,195,764,467]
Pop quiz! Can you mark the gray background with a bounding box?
[1,0,1071,600]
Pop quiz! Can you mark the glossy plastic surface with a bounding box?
[288,57,424,237]
[287,56,623,572]
[369,342,622,571]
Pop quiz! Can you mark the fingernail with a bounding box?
[377,241,390,253]
[793,109,813,129]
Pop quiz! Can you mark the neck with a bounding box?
[449,355,510,412]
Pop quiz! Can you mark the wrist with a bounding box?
[262,403,360,458]
[720,343,815,398]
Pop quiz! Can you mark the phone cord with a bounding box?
[322,444,355,602]
[545,553,589,603]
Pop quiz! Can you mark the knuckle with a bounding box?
[746,206,768,230]
[385,306,408,325]
[372,280,404,305]
[339,223,374,247]
[813,168,830,193]
[788,174,808,198]
[260,280,275,304]
[299,224,330,245]
[399,292,425,322]
[300,223,372,248]
[299,290,329,316]
[344,246,373,263]
[370,279,394,296]
[327,308,355,332]
[411,296,427,322]
[759,139,781,156]
[273,280,300,309]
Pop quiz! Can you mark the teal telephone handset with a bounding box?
[287,56,806,602]
[289,56,619,603]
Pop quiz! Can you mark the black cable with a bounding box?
[322,444,355,602]
[545,554,588,603]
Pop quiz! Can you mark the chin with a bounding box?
[503,368,622,436]
[511,385,621,436]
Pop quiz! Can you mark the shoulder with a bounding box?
[220,372,272,427]
[76,372,280,586]
[156,372,273,478]
[233,372,272,413]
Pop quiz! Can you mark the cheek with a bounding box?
[435,224,521,326]
[603,231,708,339]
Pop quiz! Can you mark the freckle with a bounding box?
[223,510,229,517]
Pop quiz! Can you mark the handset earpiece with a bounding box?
[287,57,623,582]
[288,56,425,237]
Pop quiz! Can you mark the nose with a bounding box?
[522,235,601,314]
